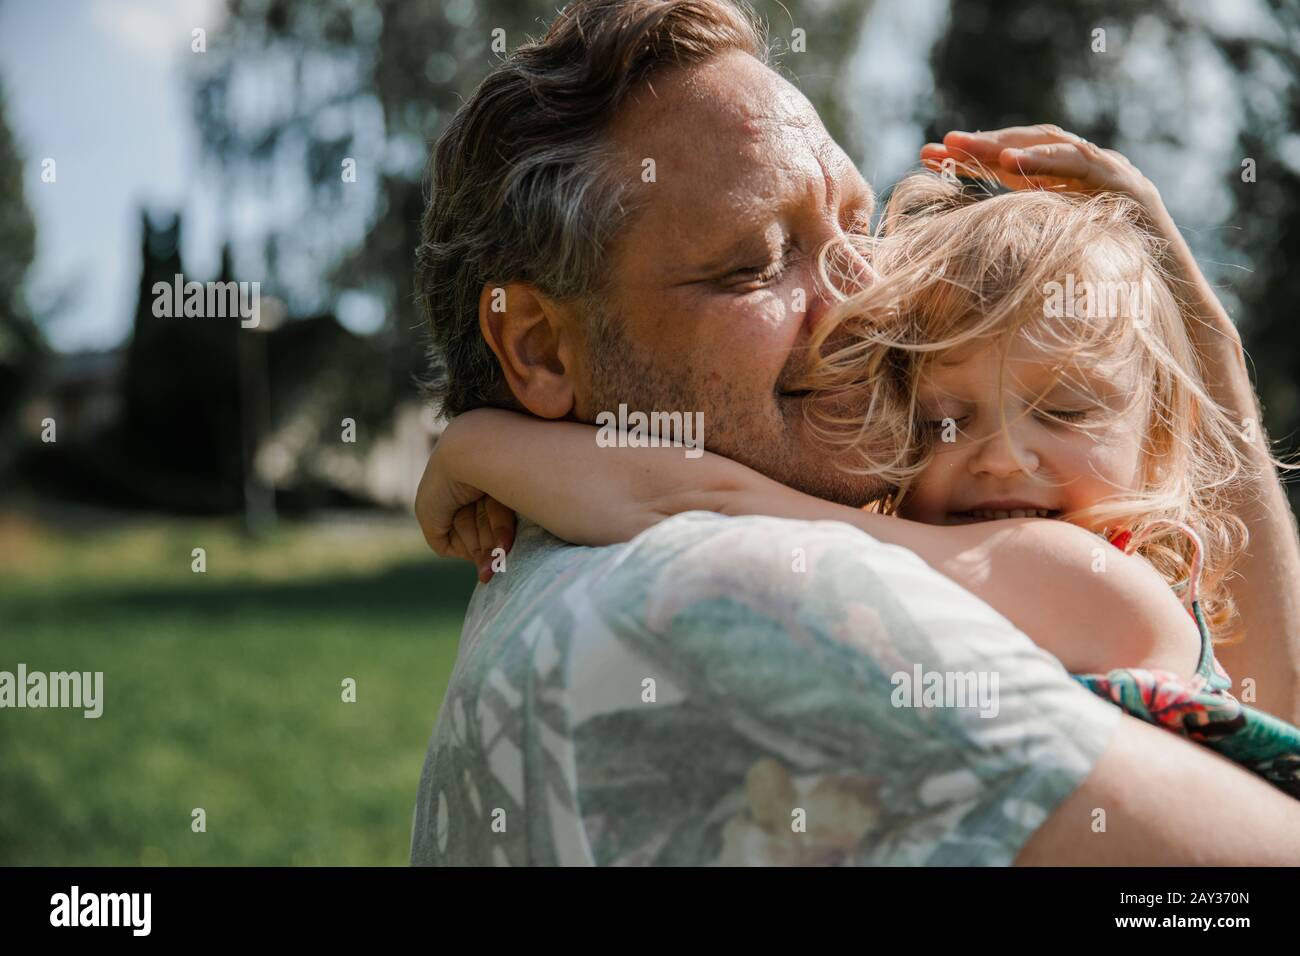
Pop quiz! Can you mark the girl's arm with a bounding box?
[416,408,723,557]
[1144,201,1300,722]
[704,457,1201,681]
[418,408,1201,680]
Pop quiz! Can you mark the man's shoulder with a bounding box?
[475,511,932,631]
[591,510,965,623]
[469,510,1021,678]
[512,509,880,559]
[474,510,992,632]
[479,510,889,592]
[600,509,930,593]
[623,509,880,558]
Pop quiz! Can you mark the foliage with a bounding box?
[0,78,43,472]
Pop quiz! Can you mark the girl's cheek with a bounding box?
[1080,429,1146,492]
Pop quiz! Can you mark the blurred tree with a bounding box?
[1215,3,1300,500]
[119,214,244,512]
[0,77,44,475]
[189,0,871,418]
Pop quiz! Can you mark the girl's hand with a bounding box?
[415,429,516,583]
[447,496,517,584]
[920,124,1164,219]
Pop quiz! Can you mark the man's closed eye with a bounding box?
[727,246,796,289]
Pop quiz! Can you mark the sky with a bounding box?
[0,0,224,352]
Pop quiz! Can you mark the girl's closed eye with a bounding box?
[1035,406,1093,425]
[920,412,970,438]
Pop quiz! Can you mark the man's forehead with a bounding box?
[613,66,857,220]
[615,56,839,169]
[627,52,811,120]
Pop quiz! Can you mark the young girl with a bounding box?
[417,160,1300,798]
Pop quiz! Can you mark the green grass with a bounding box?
[0,509,477,865]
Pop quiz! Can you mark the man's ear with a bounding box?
[478,281,580,420]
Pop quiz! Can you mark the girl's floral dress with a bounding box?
[1072,525,1300,799]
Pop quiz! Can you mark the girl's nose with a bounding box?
[968,420,1040,479]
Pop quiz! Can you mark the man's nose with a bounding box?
[968,419,1040,479]
[800,232,874,334]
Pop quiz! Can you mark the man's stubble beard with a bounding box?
[583,307,883,508]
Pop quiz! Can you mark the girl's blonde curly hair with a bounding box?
[800,171,1261,642]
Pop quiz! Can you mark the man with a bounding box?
[410,0,1300,864]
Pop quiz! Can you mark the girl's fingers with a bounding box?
[474,498,495,581]
[452,503,483,571]
[484,496,517,556]
[445,535,472,563]
[414,490,450,554]
[922,158,1011,185]
[926,139,1115,193]
[920,146,988,180]
[943,124,1084,162]
[921,142,985,171]
[999,142,1094,181]
[921,150,1037,191]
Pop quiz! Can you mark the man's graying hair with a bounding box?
[416,0,766,417]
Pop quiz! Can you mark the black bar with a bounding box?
[0,866,1290,941]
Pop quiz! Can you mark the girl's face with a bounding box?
[897,334,1149,531]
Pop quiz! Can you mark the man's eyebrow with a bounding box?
[817,149,840,217]
[850,180,877,220]
[686,224,781,275]
[819,144,874,219]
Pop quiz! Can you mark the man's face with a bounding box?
[582,51,883,505]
